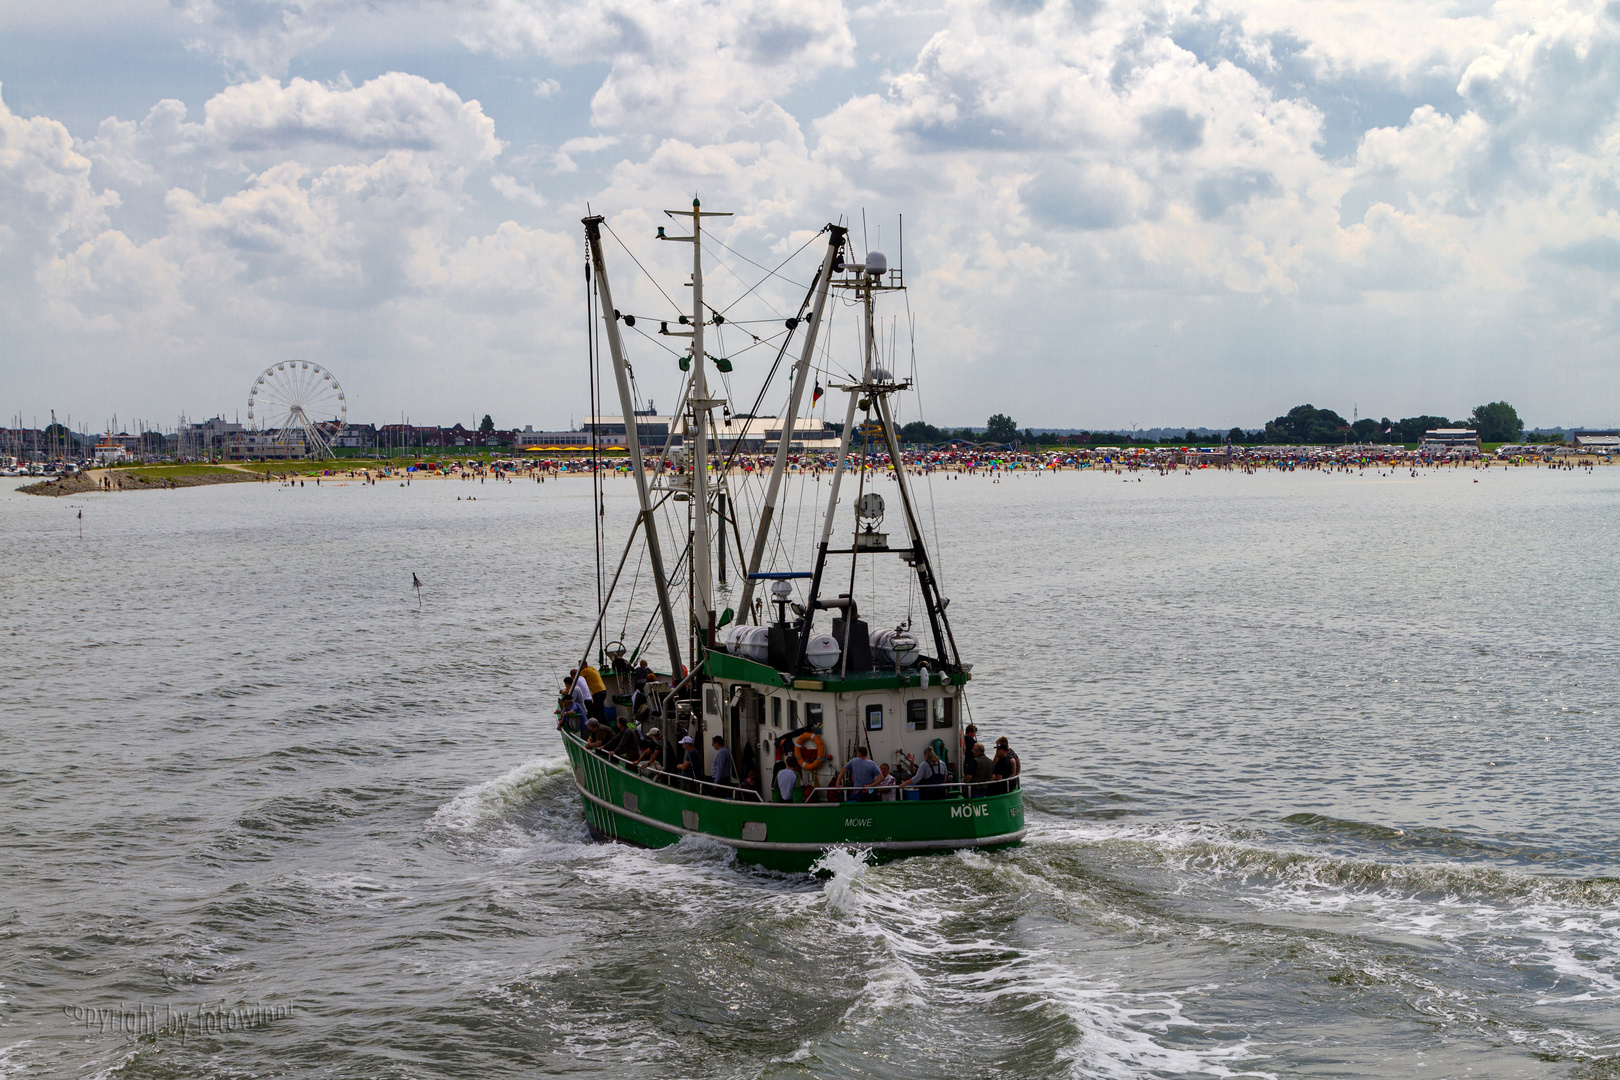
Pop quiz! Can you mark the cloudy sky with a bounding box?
[2,0,1617,433]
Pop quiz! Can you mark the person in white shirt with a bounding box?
[776,761,799,803]
[568,669,591,713]
[863,762,899,801]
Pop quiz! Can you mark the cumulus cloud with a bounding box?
[3,72,572,361]
[460,0,856,139]
[492,173,546,207]
[204,73,503,165]
[172,0,380,76]
[0,88,119,275]
[8,0,1620,427]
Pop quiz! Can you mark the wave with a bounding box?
[425,754,571,834]
[1020,816,1620,1024]
[798,846,1274,1078]
[1027,818,1620,908]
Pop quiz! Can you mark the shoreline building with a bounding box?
[509,425,621,449]
[1572,429,1620,451]
[583,407,842,455]
[1420,428,1481,453]
[583,404,678,448]
[178,416,244,459]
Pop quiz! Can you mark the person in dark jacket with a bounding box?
[968,742,994,788]
[989,742,1016,795]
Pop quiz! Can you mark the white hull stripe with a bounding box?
[574,777,1027,853]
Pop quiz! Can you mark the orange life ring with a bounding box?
[794,732,828,770]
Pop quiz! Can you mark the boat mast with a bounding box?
[793,243,962,674]
[792,268,872,674]
[660,198,731,645]
[738,224,847,623]
[581,215,685,677]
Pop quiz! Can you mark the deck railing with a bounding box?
[571,733,1017,805]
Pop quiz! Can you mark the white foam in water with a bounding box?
[802,845,1273,1078]
[426,754,570,833]
[813,846,875,914]
[1024,814,1620,1061]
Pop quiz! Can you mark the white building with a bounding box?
[511,426,623,449]
[1420,428,1481,452]
[1573,429,1620,451]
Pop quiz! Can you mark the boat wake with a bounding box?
[423,754,577,859]
[797,846,1272,1078]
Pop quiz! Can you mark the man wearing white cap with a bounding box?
[675,735,700,789]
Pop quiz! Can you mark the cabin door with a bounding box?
[857,694,896,772]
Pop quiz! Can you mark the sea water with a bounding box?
[2,464,1617,1078]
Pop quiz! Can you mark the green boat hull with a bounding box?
[562,734,1026,873]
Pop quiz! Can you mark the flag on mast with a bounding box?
[812,382,823,406]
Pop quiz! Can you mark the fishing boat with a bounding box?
[557,201,1024,873]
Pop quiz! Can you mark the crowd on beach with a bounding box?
[555,661,1019,805]
[378,441,1610,482]
[214,436,1613,487]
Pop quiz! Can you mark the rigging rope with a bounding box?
[602,221,684,316]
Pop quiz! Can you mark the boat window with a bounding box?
[804,701,823,732]
[865,704,883,731]
[932,696,954,729]
[704,687,720,717]
[790,700,800,726]
[771,697,782,728]
[906,699,928,731]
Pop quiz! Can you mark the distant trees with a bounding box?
[1253,406,1522,444]
[984,413,1019,443]
[1263,405,1350,444]
[479,414,495,434]
[890,402,1524,447]
[899,420,943,443]
[1385,415,1451,443]
[1470,401,1523,442]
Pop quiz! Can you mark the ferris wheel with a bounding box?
[247,361,346,459]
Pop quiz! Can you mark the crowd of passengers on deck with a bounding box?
[555,662,1020,802]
